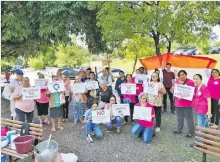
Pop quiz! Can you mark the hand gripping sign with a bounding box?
[92,109,110,124]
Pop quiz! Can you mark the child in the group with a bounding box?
[84,102,103,142]
[104,95,122,134]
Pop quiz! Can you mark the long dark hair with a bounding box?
[177,70,187,77]
[211,69,220,77]
[109,95,117,104]
[125,74,133,83]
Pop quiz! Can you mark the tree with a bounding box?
[1,1,106,58]
[88,2,220,55]
[120,35,156,74]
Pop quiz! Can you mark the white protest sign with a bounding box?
[133,106,152,121]
[2,84,11,100]
[135,74,148,81]
[92,109,110,124]
[35,79,49,89]
[112,104,130,116]
[85,81,99,90]
[71,83,86,93]
[48,81,65,93]
[174,84,195,101]
[144,82,159,95]
[121,83,136,95]
[22,87,41,100]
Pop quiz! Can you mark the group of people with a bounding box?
[8,64,220,144]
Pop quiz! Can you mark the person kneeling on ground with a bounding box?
[84,102,103,142]
[132,93,155,143]
[104,95,122,134]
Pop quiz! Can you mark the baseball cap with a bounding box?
[16,70,24,75]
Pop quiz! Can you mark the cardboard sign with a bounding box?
[2,84,11,100]
[48,81,65,93]
[22,87,41,100]
[71,83,86,93]
[112,104,130,116]
[35,79,49,89]
[121,83,136,95]
[174,84,195,101]
[144,82,159,95]
[85,81,99,90]
[135,74,148,81]
[92,109,110,124]
[133,106,152,121]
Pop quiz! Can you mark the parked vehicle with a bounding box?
[173,49,189,55]
[97,68,123,78]
[207,46,220,54]
[62,69,78,79]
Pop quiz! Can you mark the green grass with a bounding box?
[110,54,220,74]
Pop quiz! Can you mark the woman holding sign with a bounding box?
[193,74,212,128]
[171,70,195,138]
[123,74,136,125]
[207,69,220,129]
[62,74,71,123]
[48,75,64,132]
[147,72,166,132]
[11,77,35,122]
[104,96,122,134]
[132,93,155,143]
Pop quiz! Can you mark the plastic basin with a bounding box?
[13,135,35,154]
[34,140,58,162]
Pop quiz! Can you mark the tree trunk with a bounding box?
[132,54,138,75]
[167,40,171,53]
[152,31,160,56]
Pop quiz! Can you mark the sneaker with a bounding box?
[210,124,219,129]
[173,131,182,134]
[156,127,160,132]
[122,122,127,126]
[86,134,93,142]
[91,131,95,136]
[117,128,121,134]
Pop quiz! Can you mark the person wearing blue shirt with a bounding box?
[84,102,103,142]
[115,71,125,102]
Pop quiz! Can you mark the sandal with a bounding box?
[44,120,51,125]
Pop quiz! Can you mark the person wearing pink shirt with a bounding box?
[36,74,50,126]
[62,74,71,123]
[193,74,212,128]
[132,93,155,143]
[171,70,195,138]
[207,69,220,129]
[123,74,136,125]
[11,77,34,123]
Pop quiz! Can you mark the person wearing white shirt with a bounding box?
[98,69,112,89]
[9,70,23,120]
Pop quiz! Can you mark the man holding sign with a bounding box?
[84,103,103,142]
[11,77,35,123]
[171,70,195,138]
[132,93,155,143]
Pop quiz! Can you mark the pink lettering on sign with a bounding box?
[97,110,105,116]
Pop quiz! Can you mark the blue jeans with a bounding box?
[72,101,86,122]
[196,113,209,128]
[85,120,102,137]
[105,117,122,129]
[132,123,153,143]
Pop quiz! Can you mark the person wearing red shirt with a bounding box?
[5,72,10,83]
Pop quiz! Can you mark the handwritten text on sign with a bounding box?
[133,106,152,121]
[48,81,65,93]
[112,104,130,116]
[85,81,99,90]
[121,83,136,95]
[71,83,86,93]
[92,109,110,124]
[135,74,148,81]
[35,79,49,89]
[174,84,195,101]
[22,87,41,100]
[144,82,159,95]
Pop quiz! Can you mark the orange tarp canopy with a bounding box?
[139,53,217,71]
